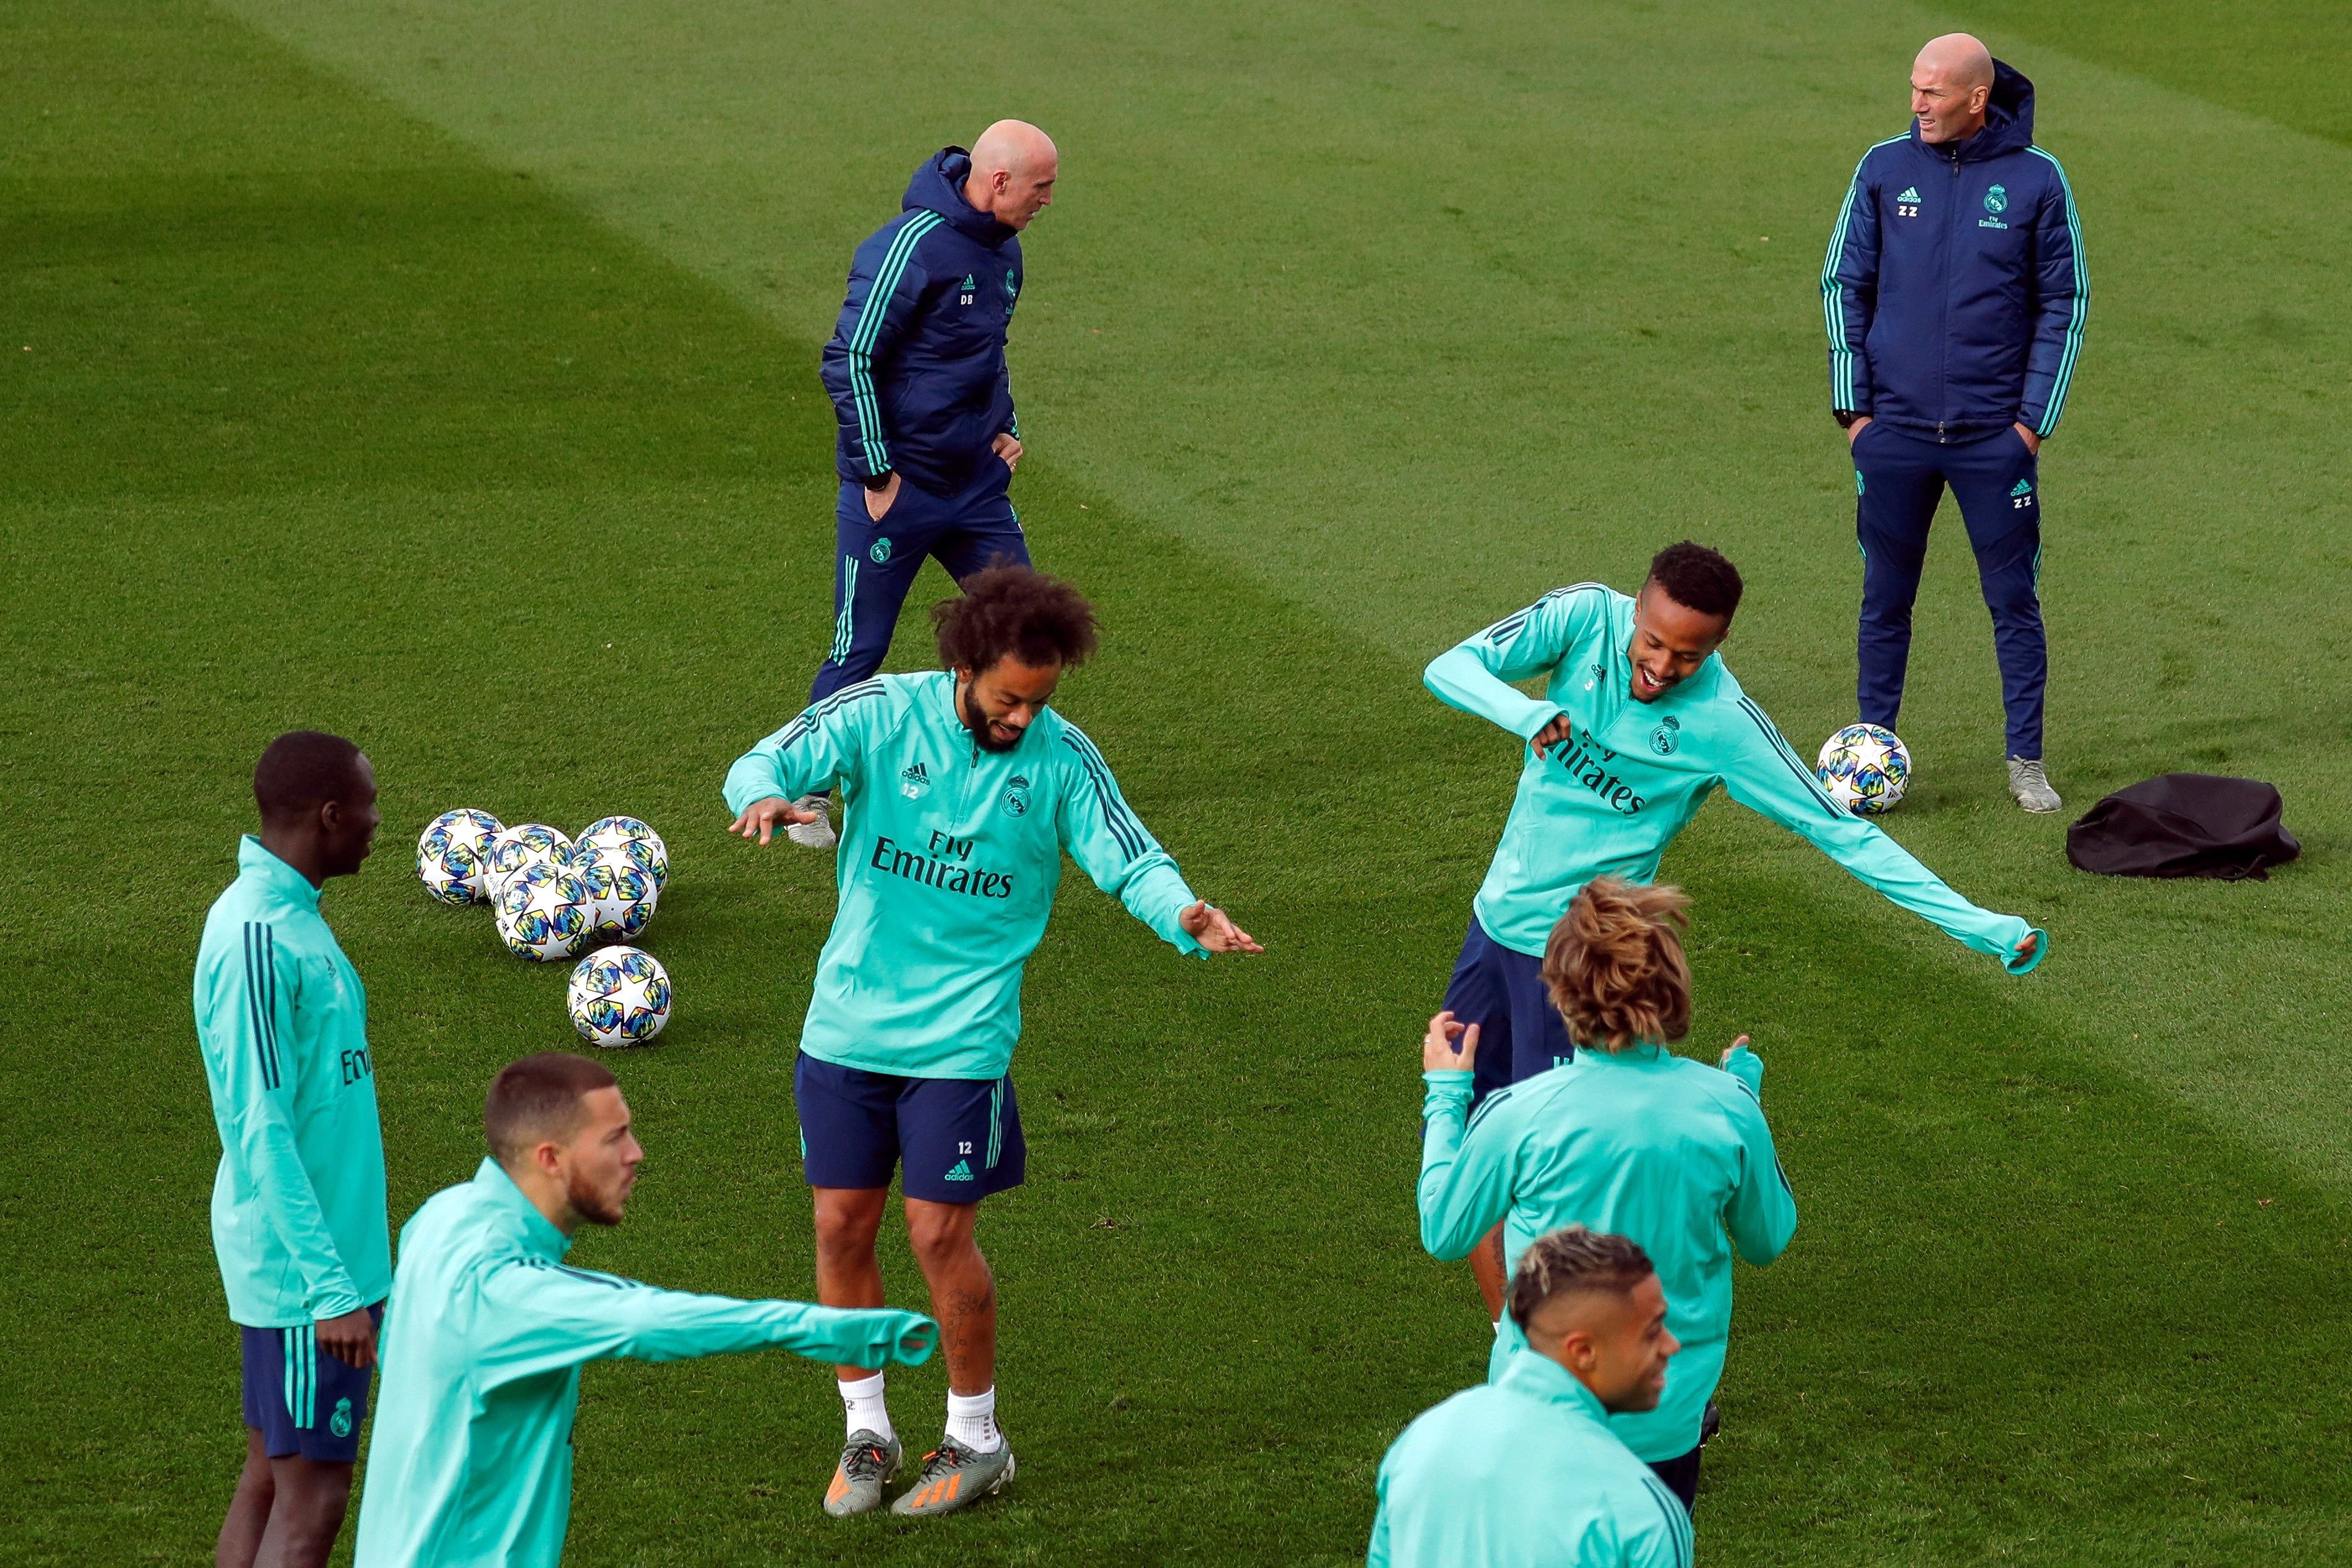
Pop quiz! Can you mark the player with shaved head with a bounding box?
[1824,37,2088,812]
[791,120,1062,849]
[353,1055,938,1567]
[1370,1228,1693,1567]
[195,730,385,1568]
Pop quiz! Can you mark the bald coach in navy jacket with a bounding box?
[1822,38,2086,813]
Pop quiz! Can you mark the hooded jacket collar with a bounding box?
[239,834,322,912]
[1495,1345,1612,1424]
[470,1156,574,1262]
[904,147,1016,248]
[1910,58,2035,164]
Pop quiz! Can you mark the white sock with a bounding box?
[945,1386,1002,1453]
[840,1372,891,1442]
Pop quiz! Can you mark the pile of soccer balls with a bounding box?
[414,809,674,1047]
[1815,723,1912,815]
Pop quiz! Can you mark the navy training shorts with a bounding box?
[795,1052,1026,1204]
[238,1302,383,1463]
[1440,914,1575,1107]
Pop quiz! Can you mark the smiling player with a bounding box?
[724,565,1260,1517]
[1426,541,2043,1314]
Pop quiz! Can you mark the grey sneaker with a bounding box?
[889,1434,1016,1517]
[786,794,838,849]
[823,1430,900,1517]
[2007,758,2062,814]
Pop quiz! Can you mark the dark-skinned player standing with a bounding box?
[194,730,387,1568]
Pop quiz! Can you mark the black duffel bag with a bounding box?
[2065,773,2299,881]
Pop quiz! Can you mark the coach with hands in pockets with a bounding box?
[1822,35,2087,813]
[791,120,1058,849]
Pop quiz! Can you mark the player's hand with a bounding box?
[730,796,822,846]
[2012,422,2041,456]
[2012,929,2041,966]
[1180,901,1263,954]
[863,472,901,521]
[1530,713,1574,760]
[1719,1033,1754,1067]
[992,432,1023,473]
[316,1307,377,1369]
[1845,415,1873,445]
[1423,1011,1480,1072]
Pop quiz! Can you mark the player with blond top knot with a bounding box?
[1413,876,1798,1514]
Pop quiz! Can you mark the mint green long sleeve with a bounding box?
[1370,1348,1693,1567]
[1417,1044,1796,1463]
[192,837,388,1326]
[722,671,1204,1079]
[1424,582,2046,971]
[356,1160,935,1568]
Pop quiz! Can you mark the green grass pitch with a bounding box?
[5,0,2351,1562]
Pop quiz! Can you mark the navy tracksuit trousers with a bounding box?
[1853,421,2047,760]
[809,457,1030,705]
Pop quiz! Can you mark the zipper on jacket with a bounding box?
[1939,149,1961,444]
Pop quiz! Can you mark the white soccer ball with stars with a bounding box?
[483,823,575,900]
[495,861,593,961]
[567,946,672,1047]
[1815,723,1912,816]
[575,845,659,944]
[577,815,668,891]
[415,808,505,906]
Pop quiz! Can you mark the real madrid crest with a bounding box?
[1000,774,1031,817]
[1649,714,1681,756]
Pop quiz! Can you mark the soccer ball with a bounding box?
[416,808,504,905]
[567,946,672,1047]
[575,846,658,943]
[577,815,668,891]
[495,861,593,961]
[483,823,575,900]
[1816,723,1912,815]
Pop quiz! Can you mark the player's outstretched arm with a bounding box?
[1177,901,1262,954]
[1719,710,2048,972]
[474,1260,937,1387]
[1719,1040,1798,1268]
[1053,725,1260,955]
[1415,1014,1517,1261]
[729,796,825,846]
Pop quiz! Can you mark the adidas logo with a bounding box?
[2010,479,2033,497]
[1897,186,1921,203]
[944,1159,974,1181]
[900,762,931,799]
[960,273,977,290]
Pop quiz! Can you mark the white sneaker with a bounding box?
[2007,758,2062,814]
[786,794,838,849]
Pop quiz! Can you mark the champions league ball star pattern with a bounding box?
[415,808,504,905]
[495,861,593,961]
[1816,723,1912,816]
[576,847,658,943]
[577,815,668,891]
[567,946,672,1047]
[483,823,575,900]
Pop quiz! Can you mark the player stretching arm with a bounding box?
[353,1055,937,1568]
[724,565,1260,1519]
[1425,542,2033,1314]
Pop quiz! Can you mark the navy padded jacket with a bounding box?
[1821,61,2087,438]
[821,148,1023,493]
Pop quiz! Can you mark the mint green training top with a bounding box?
[1425,582,2046,969]
[354,1159,936,1568]
[192,836,390,1327]
[723,670,1206,1079]
[1370,1344,1693,1568]
[1419,1044,1796,1462]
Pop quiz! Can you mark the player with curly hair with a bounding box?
[724,565,1260,1518]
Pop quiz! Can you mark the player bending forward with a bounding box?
[726,565,1261,1517]
[1427,541,2043,1313]
[1371,1227,1694,1567]
[354,1055,936,1567]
